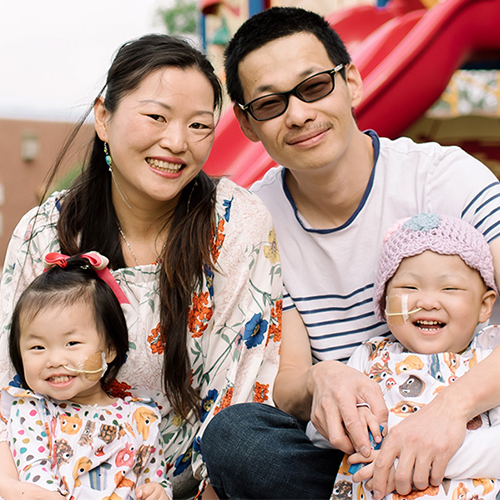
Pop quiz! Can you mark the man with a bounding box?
[201,7,500,499]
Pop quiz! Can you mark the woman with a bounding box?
[0,34,281,499]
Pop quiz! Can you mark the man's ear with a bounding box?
[345,63,364,108]
[233,104,261,143]
[94,96,109,142]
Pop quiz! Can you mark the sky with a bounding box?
[0,0,174,121]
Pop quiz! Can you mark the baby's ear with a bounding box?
[479,289,497,323]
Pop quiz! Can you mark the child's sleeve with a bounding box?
[443,339,500,479]
[346,342,373,372]
[445,423,500,479]
[143,437,173,499]
[2,392,64,494]
[132,402,173,499]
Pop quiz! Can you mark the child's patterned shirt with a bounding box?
[1,387,172,499]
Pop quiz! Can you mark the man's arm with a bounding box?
[273,308,387,456]
[273,308,314,420]
[371,238,500,499]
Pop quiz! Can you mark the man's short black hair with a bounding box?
[224,7,352,105]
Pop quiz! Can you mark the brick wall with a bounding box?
[0,119,94,266]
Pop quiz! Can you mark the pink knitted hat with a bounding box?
[373,213,498,321]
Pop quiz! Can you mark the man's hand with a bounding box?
[275,310,386,456]
[308,361,387,456]
[370,396,467,499]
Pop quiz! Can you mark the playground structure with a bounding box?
[203,0,500,186]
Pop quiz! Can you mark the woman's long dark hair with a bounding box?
[10,255,129,391]
[43,34,223,418]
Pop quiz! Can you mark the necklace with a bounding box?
[117,224,139,266]
[117,223,167,267]
[110,167,132,209]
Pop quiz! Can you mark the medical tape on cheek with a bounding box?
[401,294,409,323]
[385,294,408,326]
[385,294,422,326]
[64,351,108,381]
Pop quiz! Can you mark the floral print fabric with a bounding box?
[0,178,282,496]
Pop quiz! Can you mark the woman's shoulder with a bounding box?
[215,177,273,225]
[6,190,64,263]
[2,191,65,286]
[211,178,277,267]
[15,190,65,235]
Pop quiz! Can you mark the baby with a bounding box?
[308,213,500,500]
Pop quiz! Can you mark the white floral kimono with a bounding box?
[0,177,282,498]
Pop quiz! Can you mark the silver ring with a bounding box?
[356,402,371,409]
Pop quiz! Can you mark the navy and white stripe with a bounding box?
[253,131,500,364]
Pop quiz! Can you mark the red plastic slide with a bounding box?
[203,0,500,186]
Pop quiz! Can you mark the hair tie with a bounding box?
[44,253,69,269]
[43,252,130,305]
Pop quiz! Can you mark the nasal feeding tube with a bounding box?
[63,351,108,382]
[384,294,422,325]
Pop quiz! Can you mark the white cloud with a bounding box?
[0,0,171,121]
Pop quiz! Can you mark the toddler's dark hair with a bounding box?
[9,255,129,390]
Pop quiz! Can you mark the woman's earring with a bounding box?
[105,141,132,210]
[104,142,112,171]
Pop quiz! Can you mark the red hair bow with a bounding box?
[44,251,130,305]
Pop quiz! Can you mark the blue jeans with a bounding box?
[201,403,343,499]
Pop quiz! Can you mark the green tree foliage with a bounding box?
[159,0,198,35]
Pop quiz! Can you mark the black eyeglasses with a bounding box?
[238,64,344,121]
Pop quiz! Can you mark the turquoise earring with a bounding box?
[104,142,112,169]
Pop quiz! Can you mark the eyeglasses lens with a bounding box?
[249,72,335,121]
[250,95,288,121]
[297,73,334,102]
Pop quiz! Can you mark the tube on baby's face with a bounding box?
[384,294,422,326]
[63,351,108,381]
